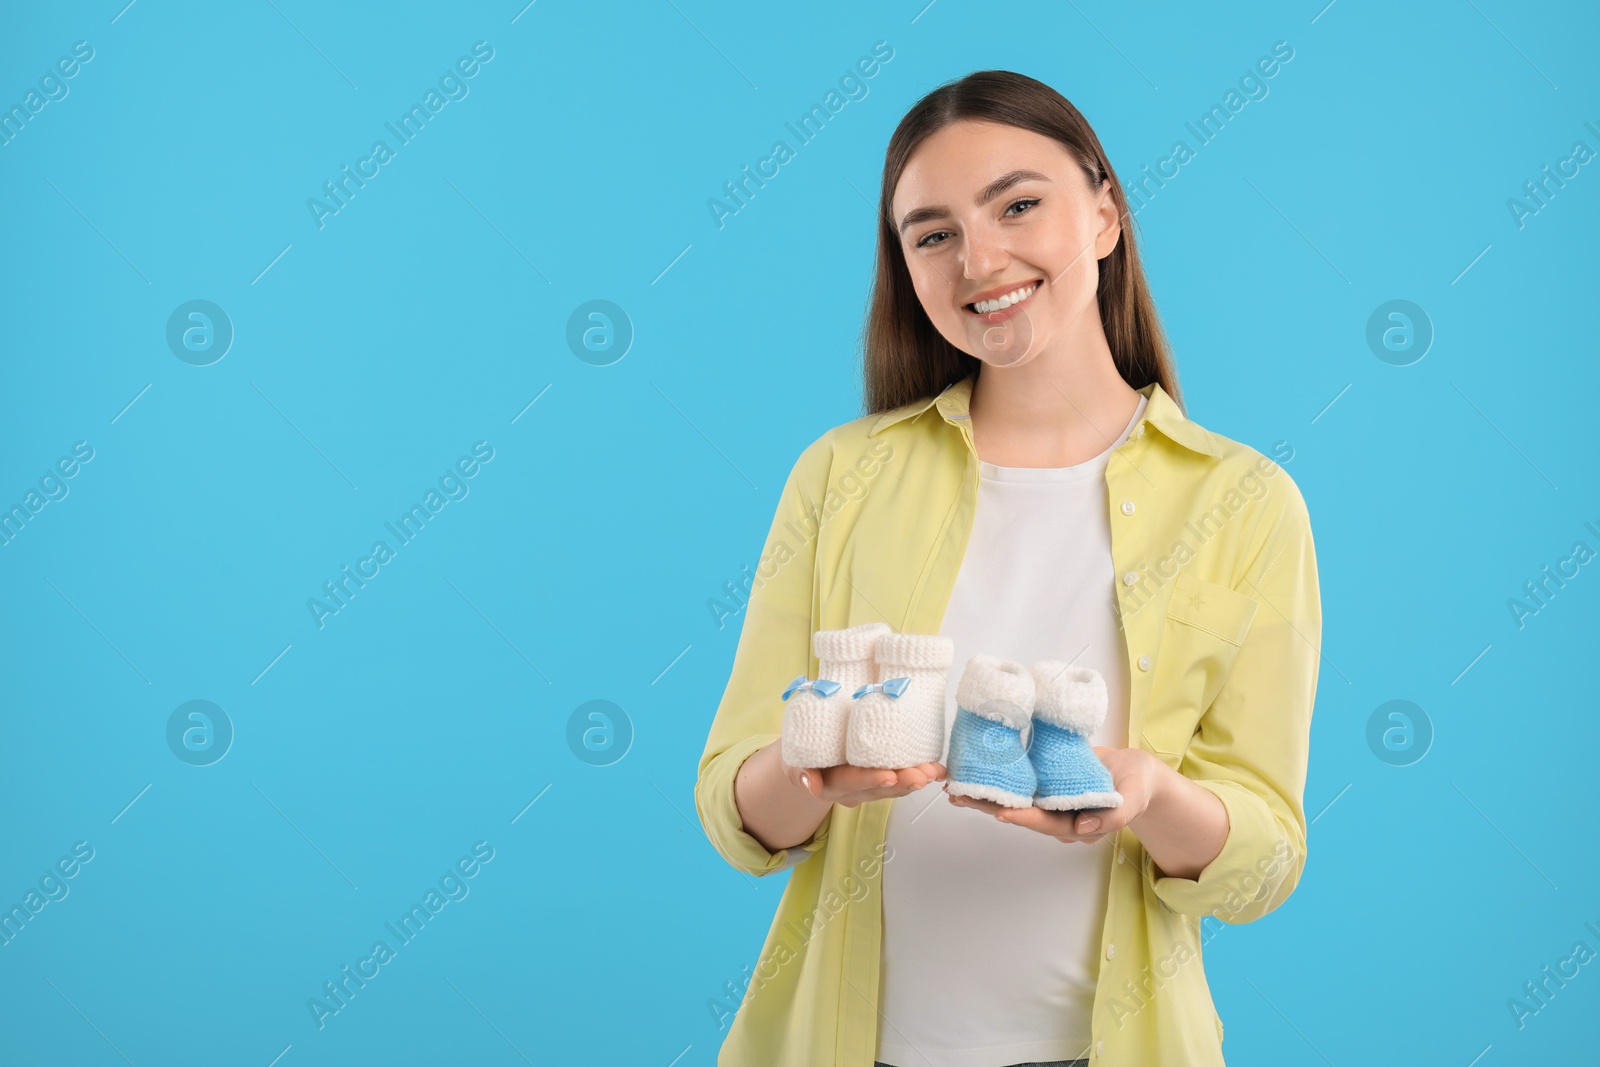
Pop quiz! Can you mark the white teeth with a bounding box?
[971,282,1037,313]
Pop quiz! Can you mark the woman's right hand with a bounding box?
[735,741,946,854]
[780,756,947,809]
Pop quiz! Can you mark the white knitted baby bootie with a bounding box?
[780,622,891,769]
[845,632,955,769]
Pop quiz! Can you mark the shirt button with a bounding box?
[1120,500,1135,515]
[1137,655,1151,671]
[1122,571,1138,586]
[1097,1040,1106,1056]
[1106,943,1116,960]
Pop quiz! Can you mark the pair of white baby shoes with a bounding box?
[779,622,954,770]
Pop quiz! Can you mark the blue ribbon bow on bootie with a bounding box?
[782,675,842,701]
[852,676,911,699]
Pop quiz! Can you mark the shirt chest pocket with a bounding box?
[1138,572,1260,766]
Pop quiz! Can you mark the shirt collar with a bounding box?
[866,372,1223,459]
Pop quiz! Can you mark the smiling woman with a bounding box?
[882,116,1129,387]
[695,69,1321,1067]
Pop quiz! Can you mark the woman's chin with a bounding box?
[958,308,1039,368]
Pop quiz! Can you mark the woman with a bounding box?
[695,69,1321,1067]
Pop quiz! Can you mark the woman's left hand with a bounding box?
[946,745,1161,843]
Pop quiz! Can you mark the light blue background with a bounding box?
[2,1,1597,1064]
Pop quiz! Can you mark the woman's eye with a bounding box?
[915,199,1041,248]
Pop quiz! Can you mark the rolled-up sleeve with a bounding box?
[1150,472,1321,923]
[694,438,834,877]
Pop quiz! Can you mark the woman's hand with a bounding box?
[946,745,1160,843]
[781,756,947,809]
[739,742,947,851]
[738,742,944,853]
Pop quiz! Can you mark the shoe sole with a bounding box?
[1034,790,1124,811]
[944,779,1035,808]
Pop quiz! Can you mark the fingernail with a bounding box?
[800,772,811,791]
[1079,817,1100,833]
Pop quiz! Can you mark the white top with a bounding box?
[875,393,1147,1067]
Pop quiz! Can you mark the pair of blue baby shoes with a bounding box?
[945,655,1123,811]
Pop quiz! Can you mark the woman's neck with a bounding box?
[966,347,1142,468]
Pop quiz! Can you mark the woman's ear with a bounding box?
[1094,180,1122,260]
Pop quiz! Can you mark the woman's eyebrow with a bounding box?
[897,169,1053,235]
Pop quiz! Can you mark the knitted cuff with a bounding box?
[812,621,892,664]
[873,632,954,671]
[1030,661,1108,736]
[955,654,1034,731]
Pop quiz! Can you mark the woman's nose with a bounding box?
[961,223,1009,279]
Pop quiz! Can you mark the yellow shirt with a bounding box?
[695,372,1322,1066]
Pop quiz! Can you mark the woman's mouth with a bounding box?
[963,279,1042,323]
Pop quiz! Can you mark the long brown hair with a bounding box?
[862,69,1184,415]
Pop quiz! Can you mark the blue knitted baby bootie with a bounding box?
[1028,661,1123,811]
[945,654,1036,809]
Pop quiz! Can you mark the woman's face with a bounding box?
[891,119,1121,369]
